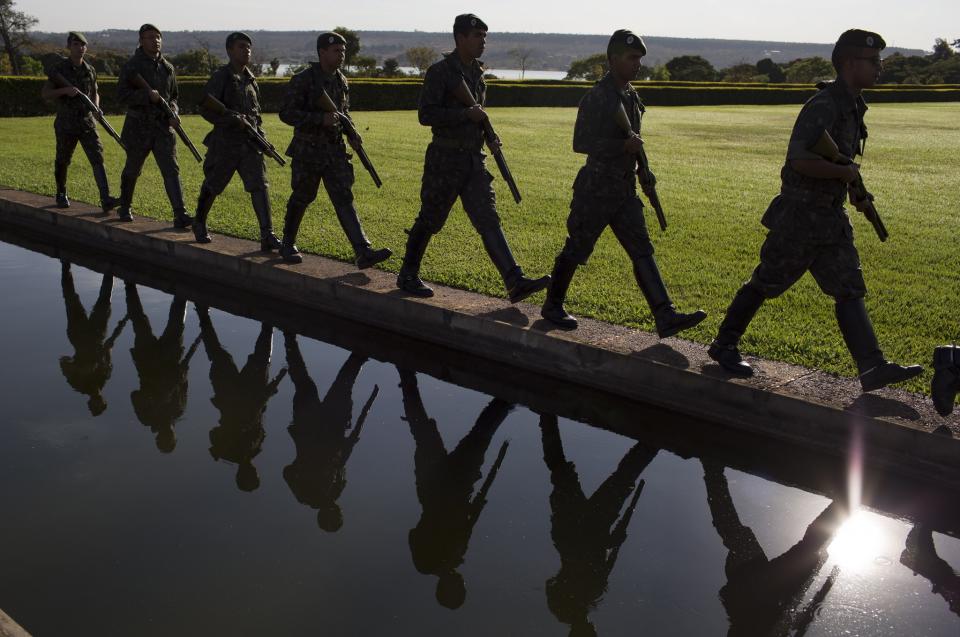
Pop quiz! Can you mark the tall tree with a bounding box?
[564,53,607,81]
[507,47,536,80]
[333,26,360,65]
[0,0,37,76]
[930,38,955,61]
[664,55,717,81]
[405,46,439,76]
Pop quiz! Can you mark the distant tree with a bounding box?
[508,47,536,80]
[87,50,128,76]
[756,58,785,83]
[664,55,717,81]
[170,49,221,76]
[931,38,955,61]
[721,63,760,82]
[0,0,37,75]
[783,56,833,83]
[564,53,607,81]
[648,64,670,81]
[333,26,360,65]
[382,57,403,77]
[284,63,310,77]
[269,58,280,76]
[878,52,930,84]
[349,54,378,77]
[405,46,439,76]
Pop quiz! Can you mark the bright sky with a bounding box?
[23,0,956,51]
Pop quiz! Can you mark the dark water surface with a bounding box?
[0,234,958,637]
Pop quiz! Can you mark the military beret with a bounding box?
[226,32,252,48]
[607,29,647,58]
[138,23,161,37]
[835,29,886,50]
[453,14,488,34]
[66,31,87,45]
[317,31,347,50]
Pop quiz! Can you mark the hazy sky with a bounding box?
[22,0,956,51]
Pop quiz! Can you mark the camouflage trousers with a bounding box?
[559,189,654,265]
[414,144,502,235]
[120,118,180,183]
[55,124,104,167]
[202,142,268,195]
[288,151,354,214]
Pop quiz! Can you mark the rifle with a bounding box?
[317,89,382,188]
[809,130,888,242]
[200,94,286,166]
[615,102,667,231]
[129,72,203,162]
[47,70,125,150]
[451,80,522,205]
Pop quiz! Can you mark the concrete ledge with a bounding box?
[0,609,30,637]
[1,188,958,487]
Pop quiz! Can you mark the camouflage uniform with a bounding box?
[116,47,190,221]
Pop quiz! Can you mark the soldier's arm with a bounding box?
[200,70,235,127]
[40,80,62,101]
[417,64,468,127]
[117,63,152,106]
[786,97,852,180]
[278,73,319,127]
[572,91,628,157]
[168,68,180,115]
[91,70,100,108]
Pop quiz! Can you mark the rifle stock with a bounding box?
[615,103,667,231]
[129,73,202,162]
[200,94,286,166]
[809,130,888,242]
[317,90,382,188]
[47,71,125,150]
[452,80,522,204]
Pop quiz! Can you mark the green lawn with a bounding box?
[1,104,958,392]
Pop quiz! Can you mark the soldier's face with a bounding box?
[140,30,162,57]
[319,43,346,70]
[67,39,86,62]
[847,47,882,88]
[456,29,487,59]
[610,51,644,82]
[228,41,252,67]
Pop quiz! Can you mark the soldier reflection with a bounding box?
[398,367,512,610]
[125,282,199,452]
[540,414,656,637]
[900,524,960,616]
[59,261,127,416]
[197,305,287,492]
[282,333,379,532]
[702,460,845,636]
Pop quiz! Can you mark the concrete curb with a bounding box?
[0,609,30,637]
[1,188,957,487]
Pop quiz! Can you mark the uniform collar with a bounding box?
[134,47,167,66]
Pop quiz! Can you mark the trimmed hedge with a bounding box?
[3,75,959,117]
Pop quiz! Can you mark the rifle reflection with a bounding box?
[398,367,512,610]
[126,283,199,452]
[540,413,656,637]
[59,261,126,416]
[900,525,960,617]
[197,305,286,492]
[283,333,378,532]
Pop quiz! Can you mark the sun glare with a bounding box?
[827,510,889,570]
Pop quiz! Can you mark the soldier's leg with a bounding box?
[118,146,150,221]
[813,243,922,391]
[193,149,237,243]
[54,132,80,208]
[153,131,193,228]
[78,129,117,212]
[281,158,324,263]
[462,161,549,304]
[931,345,960,416]
[611,198,706,338]
[322,154,391,269]
[237,150,280,251]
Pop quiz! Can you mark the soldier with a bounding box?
[277,31,391,268]
[40,32,119,212]
[540,30,706,336]
[396,14,550,303]
[193,32,280,251]
[708,30,923,392]
[116,23,193,227]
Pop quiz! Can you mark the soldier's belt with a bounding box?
[430,137,483,152]
[780,185,844,208]
[294,131,344,147]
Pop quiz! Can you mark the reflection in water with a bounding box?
[539,414,656,637]
[126,283,199,452]
[900,525,960,616]
[398,367,512,610]
[59,261,126,416]
[282,333,378,532]
[702,460,845,636]
[198,305,287,492]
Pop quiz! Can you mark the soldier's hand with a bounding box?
[841,162,860,184]
[465,105,488,123]
[229,112,247,129]
[624,135,644,155]
[61,86,81,98]
[149,89,161,104]
[640,169,657,188]
[491,134,502,148]
[322,112,339,128]
[168,115,180,129]
[848,185,875,216]
[347,134,362,150]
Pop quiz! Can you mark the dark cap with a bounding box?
[453,14,488,34]
[138,23,161,37]
[317,31,347,50]
[66,31,87,45]
[607,29,647,58]
[226,32,252,48]
[835,29,886,50]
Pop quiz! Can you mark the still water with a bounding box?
[0,233,957,637]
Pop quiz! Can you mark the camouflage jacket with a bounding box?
[781,77,867,200]
[279,64,353,161]
[48,56,98,131]
[117,47,179,128]
[200,64,262,147]
[418,53,486,150]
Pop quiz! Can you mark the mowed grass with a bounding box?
[1,103,957,392]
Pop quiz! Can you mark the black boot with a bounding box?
[193,186,216,244]
[540,254,579,329]
[252,190,281,251]
[91,163,118,213]
[931,345,959,416]
[117,174,136,221]
[633,255,707,338]
[280,199,308,263]
[396,220,434,297]
[835,297,923,392]
[54,162,70,208]
[708,284,765,377]
[163,173,193,228]
[480,226,550,303]
[334,203,391,268]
